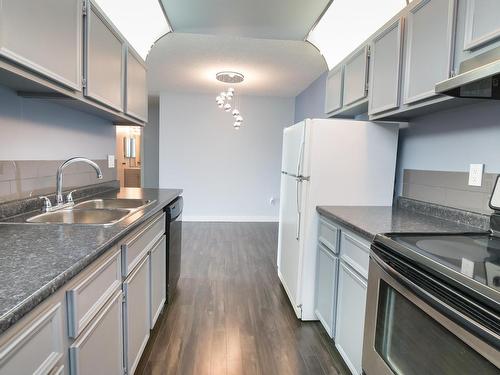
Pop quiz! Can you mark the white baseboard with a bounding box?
[182,215,279,222]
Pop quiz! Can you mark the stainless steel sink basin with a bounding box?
[73,198,155,210]
[26,208,132,225]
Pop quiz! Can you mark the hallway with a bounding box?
[140,222,349,375]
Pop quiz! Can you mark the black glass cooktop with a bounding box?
[375,232,500,307]
[390,233,500,291]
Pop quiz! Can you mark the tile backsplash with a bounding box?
[402,169,498,215]
[0,160,116,203]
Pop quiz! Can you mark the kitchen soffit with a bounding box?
[159,0,330,40]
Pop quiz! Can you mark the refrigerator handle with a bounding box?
[296,177,302,240]
[296,139,305,177]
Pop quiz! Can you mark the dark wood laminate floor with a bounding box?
[140,222,350,375]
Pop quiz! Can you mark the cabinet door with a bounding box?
[123,255,150,375]
[335,261,367,375]
[0,0,82,90]
[0,304,64,375]
[403,0,455,104]
[325,66,343,114]
[343,46,369,107]
[84,1,124,111]
[368,19,404,116]
[314,243,338,338]
[150,236,167,329]
[69,290,123,375]
[126,48,148,122]
[463,0,500,51]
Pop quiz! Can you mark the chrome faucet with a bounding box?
[42,157,103,212]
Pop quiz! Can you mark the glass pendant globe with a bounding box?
[235,115,243,122]
[232,109,240,117]
[224,103,232,112]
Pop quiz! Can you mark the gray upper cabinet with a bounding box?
[368,19,404,116]
[0,0,82,90]
[325,66,343,114]
[463,0,500,51]
[403,0,456,105]
[126,48,148,122]
[84,1,124,111]
[342,46,369,107]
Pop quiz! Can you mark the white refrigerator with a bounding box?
[277,118,399,320]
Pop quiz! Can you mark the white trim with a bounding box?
[181,215,279,222]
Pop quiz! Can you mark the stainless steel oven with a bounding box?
[363,243,500,375]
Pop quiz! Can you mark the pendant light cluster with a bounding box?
[215,71,244,130]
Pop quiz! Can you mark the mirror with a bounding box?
[489,175,500,210]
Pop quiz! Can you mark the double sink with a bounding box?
[26,198,155,226]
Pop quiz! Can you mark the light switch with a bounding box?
[468,164,484,187]
[108,155,115,168]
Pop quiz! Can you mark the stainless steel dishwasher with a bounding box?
[166,196,183,302]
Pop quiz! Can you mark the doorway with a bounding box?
[116,126,142,188]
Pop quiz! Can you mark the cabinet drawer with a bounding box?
[67,247,121,338]
[122,212,165,277]
[0,304,63,375]
[340,232,370,279]
[69,290,123,375]
[318,218,339,253]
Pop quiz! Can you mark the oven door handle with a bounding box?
[371,251,500,349]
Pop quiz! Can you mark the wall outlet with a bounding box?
[269,197,279,206]
[468,163,484,187]
[108,154,115,168]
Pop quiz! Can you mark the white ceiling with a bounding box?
[147,33,327,97]
[159,0,330,40]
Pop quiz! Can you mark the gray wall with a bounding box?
[0,85,117,201]
[0,86,115,160]
[294,72,327,123]
[142,96,160,188]
[396,101,500,195]
[159,91,295,221]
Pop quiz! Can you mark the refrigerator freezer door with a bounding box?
[281,121,306,176]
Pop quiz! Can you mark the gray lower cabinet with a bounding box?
[126,48,148,122]
[123,255,150,375]
[0,0,82,90]
[325,66,343,114]
[342,45,369,108]
[314,243,338,338]
[368,19,404,116]
[150,236,167,329]
[69,290,123,375]
[335,261,367,375]
[462,0,500,51]
[0,304,64,375]
[84,0,125,111]
[403,0,456,104]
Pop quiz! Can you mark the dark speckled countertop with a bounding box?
[0,187,182,335]
[317,200,488,242]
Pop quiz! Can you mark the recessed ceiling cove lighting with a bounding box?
[216,71,244,84]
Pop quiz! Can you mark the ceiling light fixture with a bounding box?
[216,72,245,130]
[216,71,245,84]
